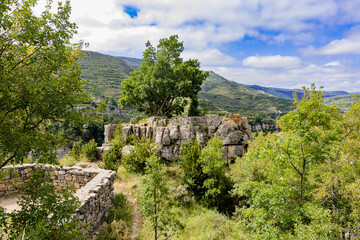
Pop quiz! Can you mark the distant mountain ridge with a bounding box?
[249,85,349,100]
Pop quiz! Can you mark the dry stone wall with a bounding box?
[105,114,252,162]
[0,164,116,234]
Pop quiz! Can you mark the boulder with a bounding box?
[121,145,135,155]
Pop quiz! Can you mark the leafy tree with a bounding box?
[0,167,86,239]
[180,136,234,214]
[140,155,182,240]
[0,0,90,168]
[231,86,360,239]
[179,137,204,195]
[122,138,158,174]
[199,136,233,213]
[119,35,209,117]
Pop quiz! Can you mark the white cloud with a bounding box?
[242,55,303,69]
[302,27,360,55]
[182,49,237,66]
[211,64,360,92]
[324,61,341,67]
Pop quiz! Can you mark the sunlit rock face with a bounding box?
[106,114,252,162]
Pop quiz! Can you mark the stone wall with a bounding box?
[0,164,116,234]
[105,114,252,162]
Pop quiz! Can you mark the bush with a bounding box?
[97,193,132,240]
[70,140,83,161]
[102,149,119,171]
[82,139,98,162]
[179,136,234,214]
[0,167,85,239]
[100,125,125,171]
[122,138,158,174]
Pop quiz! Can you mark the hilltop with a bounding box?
[79,50,295,124]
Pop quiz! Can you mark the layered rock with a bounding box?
[105,114,252,162]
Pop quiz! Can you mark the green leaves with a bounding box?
[0,0,90,167]
[231,86,360,239]
[119,35,209,117]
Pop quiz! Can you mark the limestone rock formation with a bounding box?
[104,114,252,162]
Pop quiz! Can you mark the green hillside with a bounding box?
[200,72,295,121]
[78,51,295,123]
[79,51,132,105]
[324,94,358,112]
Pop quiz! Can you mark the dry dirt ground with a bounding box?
[0,193,21,213]
[113,172,142,239]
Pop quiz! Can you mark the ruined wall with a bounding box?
[0,164,115,234]
[112,114,252,162]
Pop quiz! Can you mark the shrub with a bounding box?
[179,136,234,214]
[122,138,158,174]
[97,193,132,240]
[70,140,83,161]
[100,125,125,171]
[0,167,85,239]
[82,139,98,162]
[102,149,119,171]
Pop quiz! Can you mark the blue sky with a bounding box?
[37,0,360,92]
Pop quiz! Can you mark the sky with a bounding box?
[37,0,360,92]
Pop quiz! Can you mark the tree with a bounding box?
[231,85,360,239]
[140,155,182,240]
[119,35,209,117]
[0,0,90,168]
[180,136,234,214]
[0,167,86,239]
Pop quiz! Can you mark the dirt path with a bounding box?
[0,194,22,213]
[113,174,142,240]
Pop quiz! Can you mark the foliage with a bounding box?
[140,155,183,240]
[231,85,360,239]
[199,137,234,213]
[122,138,158,174]
[59,154,79,167]
[179,137,203,194]
[172,204,248,240]
[82,139,98,162]
[97,193,132,240]
[0,0,92,168]
[180,136,234,214]
[80,50,296,123]
[70,140,83,161]
[102,147,120,171]
[119,35,209,117]
[100,125,125,171]
[0,167,85,239]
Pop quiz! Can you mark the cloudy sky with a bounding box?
[39,0,360,92]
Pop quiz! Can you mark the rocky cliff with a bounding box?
[105,114,252,162]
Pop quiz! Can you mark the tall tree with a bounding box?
[119,35,209,117]
[231,85,360,239]
[0,0,90,168]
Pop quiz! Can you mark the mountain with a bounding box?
[79,51,133,105]
[324,94,358,112]
[78,50,295,124]
[249,85,349,100]
[200,72,295,121]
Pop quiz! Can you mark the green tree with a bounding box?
[180,136,233,214]
[140,156,182,240]
[0,0,90,168]
[231,86,360,239]
[0,167,86,239]
[119,35,209,117]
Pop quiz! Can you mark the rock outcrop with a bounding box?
[105,114,252,162]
